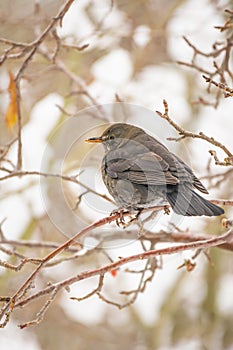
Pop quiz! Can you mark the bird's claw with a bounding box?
[110,208,128,228]
[164,205,170,215]
[110,208,142,228]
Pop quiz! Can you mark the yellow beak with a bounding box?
[85,137,103,143]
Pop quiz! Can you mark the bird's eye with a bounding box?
[109,135,115,140]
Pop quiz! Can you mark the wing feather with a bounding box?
[104,151,179,186]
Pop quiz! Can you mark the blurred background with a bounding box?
[0,0,233,349]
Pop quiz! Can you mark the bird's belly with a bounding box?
[102,173,165,209]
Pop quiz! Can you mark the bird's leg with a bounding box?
[110,208,129,228]
[131,209,144,233]
[110,207,142,228]
[163,205,171,215]
[123,209,144,230]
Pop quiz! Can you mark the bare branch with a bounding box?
[70,274,104,302]
[156,99,233,164]
[178,10,233,107]
[8,229,232,322]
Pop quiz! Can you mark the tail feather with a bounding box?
[166,187,224,217]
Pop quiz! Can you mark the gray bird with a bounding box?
[86,123,224,216]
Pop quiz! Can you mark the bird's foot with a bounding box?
[163,205,170,215]
[123,209,143,230]
[110,208,129,228]
[110,208,141,228]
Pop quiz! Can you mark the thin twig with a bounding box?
[156,99,233,163]
[13,229,233,311]
[0,169,114,204]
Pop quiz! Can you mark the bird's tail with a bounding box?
[166,187,224,216]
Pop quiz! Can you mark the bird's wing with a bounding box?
[144,137,209,193]
[174,156,209,194]
[104,151,179,186]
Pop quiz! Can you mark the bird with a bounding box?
[86,123,224,217]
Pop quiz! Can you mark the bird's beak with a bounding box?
[85,136,103,143]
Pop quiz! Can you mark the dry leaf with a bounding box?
[5,72,18,129]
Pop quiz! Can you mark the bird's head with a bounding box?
[85,123,143,151]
